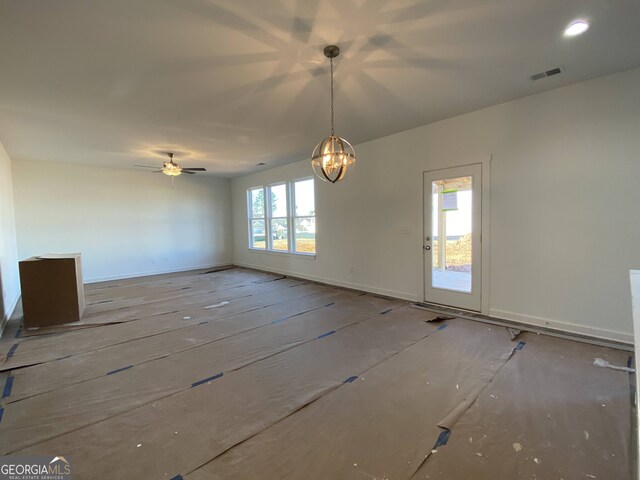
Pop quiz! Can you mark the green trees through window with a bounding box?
[247,178,315,254]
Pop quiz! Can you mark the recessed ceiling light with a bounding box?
[564,20,589,37]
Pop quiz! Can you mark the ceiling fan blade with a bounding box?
[153,170,163,173]
[180,170,196,175]
[181,167,206,171]
[133,164,160,169]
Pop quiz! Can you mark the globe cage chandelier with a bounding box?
[311,45,356,183]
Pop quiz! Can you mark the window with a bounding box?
[269,183,288,251]
[292,178,315,253]
[247,178,315,255]
[248,187,266,249]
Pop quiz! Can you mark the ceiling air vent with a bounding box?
[530,66,563,81]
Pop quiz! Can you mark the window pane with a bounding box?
[250,220,266,249]
[294,217,315,253]
[271,219,288,251]
[294,179,315,216]
[250,188,265,218]
[270,184,287,217]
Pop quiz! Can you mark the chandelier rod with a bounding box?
[330,55,335,137]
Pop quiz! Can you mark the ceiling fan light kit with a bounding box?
[134,152,206,178]
[311,45,356,184]
[162,154,183,176]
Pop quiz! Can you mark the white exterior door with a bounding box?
[423,164,482,311]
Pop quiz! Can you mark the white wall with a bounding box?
[13,160,233,282]
[630,270,640,477]
[0,141,20,328]
[232,68,640,344]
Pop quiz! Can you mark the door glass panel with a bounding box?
[431,176,473,293]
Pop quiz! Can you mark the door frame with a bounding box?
[420,156,491,314]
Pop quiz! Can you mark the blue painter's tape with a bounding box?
[2,376,14,399]
[627,356,633,369]
[170,475,183,480]
[6,343,19,359]
[437,324,449,331]
[191,372,223,388]
[380,308,393,315]
[324,302,335,307]
[106,365,133,376]
[199,321,209,325]
[0,407,4,424]
[344,376,359,383]
[15,328,22,339]
[515,342,526,351]
[434,429,451,448]
[317,330,336,339]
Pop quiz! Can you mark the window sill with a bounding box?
[248,248,316,260]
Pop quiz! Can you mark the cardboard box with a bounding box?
[19,253,85,328]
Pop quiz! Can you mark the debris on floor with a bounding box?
[204,301,230,309]
[430,315,456,322]
[593,358,635,373]
[507,328,522,340]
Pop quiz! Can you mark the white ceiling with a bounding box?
[1,0,639,176]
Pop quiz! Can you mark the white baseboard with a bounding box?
[490,308,633,345]
[0,291,21,339]
[234,261,418,302]
[85,262,233,284]
[236,261,633,345]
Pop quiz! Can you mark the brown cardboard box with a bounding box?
[19,253,85,328]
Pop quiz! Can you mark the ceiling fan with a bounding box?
[134,153,206,176]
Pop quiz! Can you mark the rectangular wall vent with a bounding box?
[530,66,563,81]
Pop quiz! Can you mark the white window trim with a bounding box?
[247,177,316,257]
